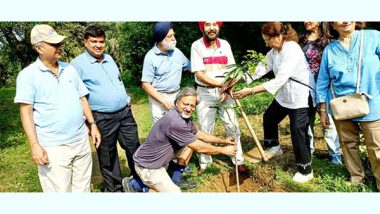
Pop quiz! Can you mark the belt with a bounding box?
[92,104,130,114]
[157,89,180,94]
[195,83,216,89]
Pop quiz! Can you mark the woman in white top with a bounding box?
[234,22,315,183]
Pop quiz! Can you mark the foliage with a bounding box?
[0,22,35,86]
[116,22,200,86]
[116,22,154,86]
[3,22,380,87]
[0,22,118,87]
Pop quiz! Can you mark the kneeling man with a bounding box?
[126,87,237,192]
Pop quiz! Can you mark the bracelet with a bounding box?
[30,141,39,146]
[88,120,96,126]
[319,109,326,112]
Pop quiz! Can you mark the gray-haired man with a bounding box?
[124,87,237,192]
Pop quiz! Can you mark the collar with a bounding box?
[35,57,64,74]
[202,37,221,48]
[153,43,173,56]
[85,50,108,64]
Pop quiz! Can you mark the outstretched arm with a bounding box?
[187,139,236,156]
[233,84,266,99]
[195,131,235,145]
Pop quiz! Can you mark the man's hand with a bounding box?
[163,102,174,110]
[223,137,236,145]
[320,111,330,129]
[220,81,236,102]
[233,88,253,99]
[90,125,102,148]
[31,143,49,166]
[222,145,237,156]
[220,92,229,102]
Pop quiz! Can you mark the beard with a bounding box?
[180,112,192,119]
[204,31,219,41]
[162,39,177,51]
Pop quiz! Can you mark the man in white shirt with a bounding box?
[191,21,250,174]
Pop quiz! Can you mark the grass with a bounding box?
[0,86,378,192]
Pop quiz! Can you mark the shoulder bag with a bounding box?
[329,30,370,120]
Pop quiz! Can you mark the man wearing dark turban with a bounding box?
[141,22,194,190]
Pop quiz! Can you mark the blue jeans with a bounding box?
[308,110,341,158]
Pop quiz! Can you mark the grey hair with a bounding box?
[33,41,45,49]
[174,87,199,105]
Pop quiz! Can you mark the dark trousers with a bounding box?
[93,105,140,192]
[263,98,313,174]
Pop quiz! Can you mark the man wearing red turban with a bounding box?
[190,21,250,174]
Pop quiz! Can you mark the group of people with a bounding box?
[14,21,380,192]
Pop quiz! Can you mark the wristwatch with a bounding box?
[88,120,96,126]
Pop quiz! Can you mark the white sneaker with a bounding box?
[266,145,284,157]
[292,171,313,183]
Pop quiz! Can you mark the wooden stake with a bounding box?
[235,99,268,162]
[235,157,240,192]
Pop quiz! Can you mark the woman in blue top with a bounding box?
[316,21,380,190]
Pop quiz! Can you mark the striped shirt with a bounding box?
[191,37,235,86]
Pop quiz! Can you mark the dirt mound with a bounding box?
[195,166,290,192]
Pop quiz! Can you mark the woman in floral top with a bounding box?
[299,22,342,165]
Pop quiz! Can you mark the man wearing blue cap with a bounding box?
[141,22,193,190]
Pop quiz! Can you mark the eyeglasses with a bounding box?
[45,42,63,48]
[262,36,273,44]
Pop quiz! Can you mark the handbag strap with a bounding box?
[330,30,364,98]
[289,77,315,92]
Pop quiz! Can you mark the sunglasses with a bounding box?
[46,42,63,48]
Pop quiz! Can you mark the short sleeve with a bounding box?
[70,59,85,80]
[167,121,197,147]
[224,41,236,66]
[190,42,205,73]
[180,50,191,71]
[69,65,89,98]
[141,52,155,83]
[14,69,35,104]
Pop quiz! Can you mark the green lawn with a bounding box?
[0,86,377,192]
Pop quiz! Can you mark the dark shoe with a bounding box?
[122,176,136,192]
[237,164,251,174]
[175,179,197,190]
[183,165,193,175]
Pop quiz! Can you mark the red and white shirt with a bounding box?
[191,37,235,86]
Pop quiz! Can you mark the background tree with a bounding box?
[2,22,380,87]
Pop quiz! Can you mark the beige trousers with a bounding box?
[148,91,179,124]
[334,119,380,190]
[196,87,244,169]
[38,136,92,192]
[135,164,181,192]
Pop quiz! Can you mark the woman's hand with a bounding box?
[320,111,330,129]
[233,88,253,99]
